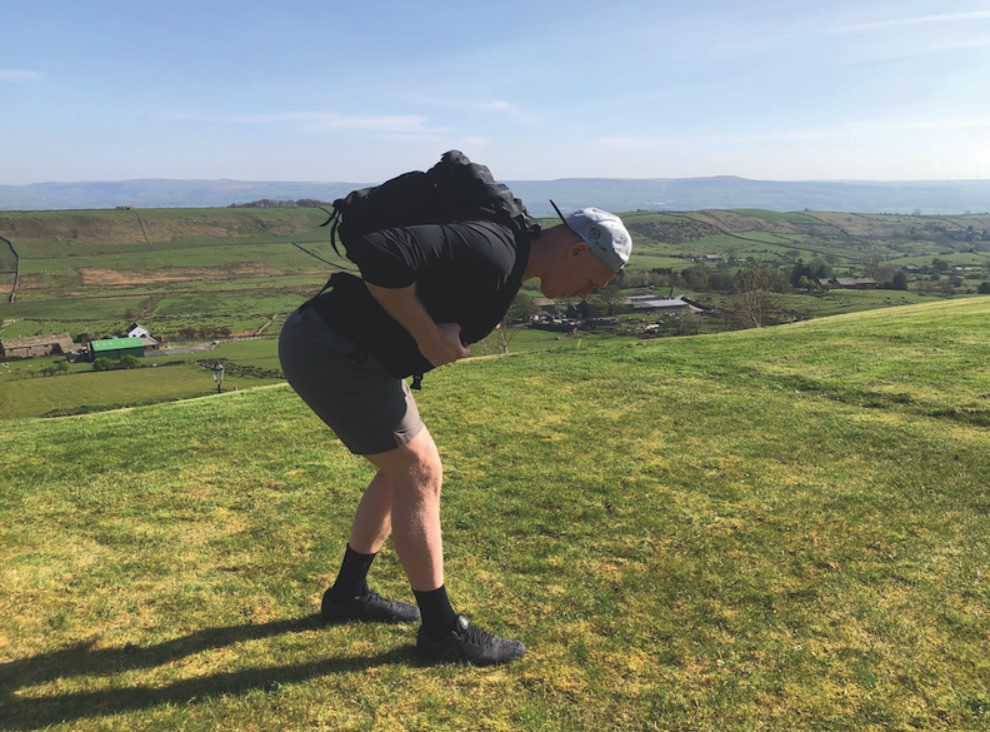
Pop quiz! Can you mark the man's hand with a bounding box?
[418,322,469,367]
[364,282,470,367]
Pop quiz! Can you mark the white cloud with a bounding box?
[838,11,990,33]
[597,136,659,150]
[228,111,445,134]
[161,110,449,135]
[481,100,511,112]
[713,115,990,145]
[0,69,43,81]
[403,94,540,124]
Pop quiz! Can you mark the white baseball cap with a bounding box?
[550,200,632,273]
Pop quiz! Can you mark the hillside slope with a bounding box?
[1,299,988,730]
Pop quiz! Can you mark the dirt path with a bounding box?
[253,315,276,336]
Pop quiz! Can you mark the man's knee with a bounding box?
[368,431,442,497]
[408,455,442,495]
[403,438,442,496]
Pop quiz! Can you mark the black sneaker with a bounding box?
[416,615,526,665]
[321,588,421,624]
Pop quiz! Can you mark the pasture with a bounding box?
[1,206,988,421]
[1,298,988,730]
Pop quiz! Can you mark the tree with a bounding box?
[978,281,990,295]
[41,362,70,377]
[476,292,546,356]
[888,272,909,290]
[595,283,626,315]
[506,292,538,323]
[680,264,710,290]
[731,263,779,328]
[476,322,516,356]
[707,271,735,292]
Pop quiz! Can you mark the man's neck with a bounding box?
[521,230,553,283]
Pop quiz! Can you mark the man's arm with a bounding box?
[365,282,469,368]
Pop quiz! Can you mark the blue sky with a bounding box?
[3,0,989,184]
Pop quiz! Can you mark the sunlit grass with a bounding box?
[1,298,988,730]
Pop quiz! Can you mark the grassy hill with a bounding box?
[0,208,343,342]
[1,298,987,731]
[2,206,987,344]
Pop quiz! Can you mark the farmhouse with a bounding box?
[626,295,697,315]
[125,322,151,339]
[0,333,76,361]
[532,297,558,314]
[89,336,146,361]
[819,277,881,289]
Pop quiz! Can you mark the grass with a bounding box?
[770,289,955,319]
[0,331,610,418]
[1,298,988,730]
[3,206,988,361]
[2,362,281,418]
[0,207,343,341]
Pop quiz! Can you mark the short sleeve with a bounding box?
[345,228,424,288]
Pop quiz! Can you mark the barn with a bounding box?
[89,337,146,361]
[0,333,76,361]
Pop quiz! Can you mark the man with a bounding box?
[278,199,631,665]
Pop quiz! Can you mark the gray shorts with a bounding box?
[278,306,424,455]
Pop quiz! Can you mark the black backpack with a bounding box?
[308,151,539,388]
[320,150,539,261]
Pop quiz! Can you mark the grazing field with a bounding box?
[1,298,987,731]
[0,208,342,340]
[3,362,281,418]
[2,207,988,344]
[1,206,988,419]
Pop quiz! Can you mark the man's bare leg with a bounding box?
[364,427,444,592]
[347,470,393,555]
[325,427,525,663]
[320,429,442,624]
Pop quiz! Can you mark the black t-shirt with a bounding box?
[312,220,531,378]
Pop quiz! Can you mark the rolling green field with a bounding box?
[2,206,988,420]
[1,330,622,419]
[1,298,987,731]
[3,362,282,418]
[0,208,343,341]
[2,207,988,345]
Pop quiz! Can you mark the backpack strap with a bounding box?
[318,205,344,258]
[300,271,352,311]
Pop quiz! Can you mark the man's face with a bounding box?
[540,245,617,300]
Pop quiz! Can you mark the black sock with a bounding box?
[414,585,458,640]
[327,544,375,603]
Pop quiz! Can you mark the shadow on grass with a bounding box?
[0,614,417,730]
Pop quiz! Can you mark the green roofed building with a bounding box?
[89,337,145,361]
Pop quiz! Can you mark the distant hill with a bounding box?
[2,176,989,215]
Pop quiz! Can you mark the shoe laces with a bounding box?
[454,618,500,648]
